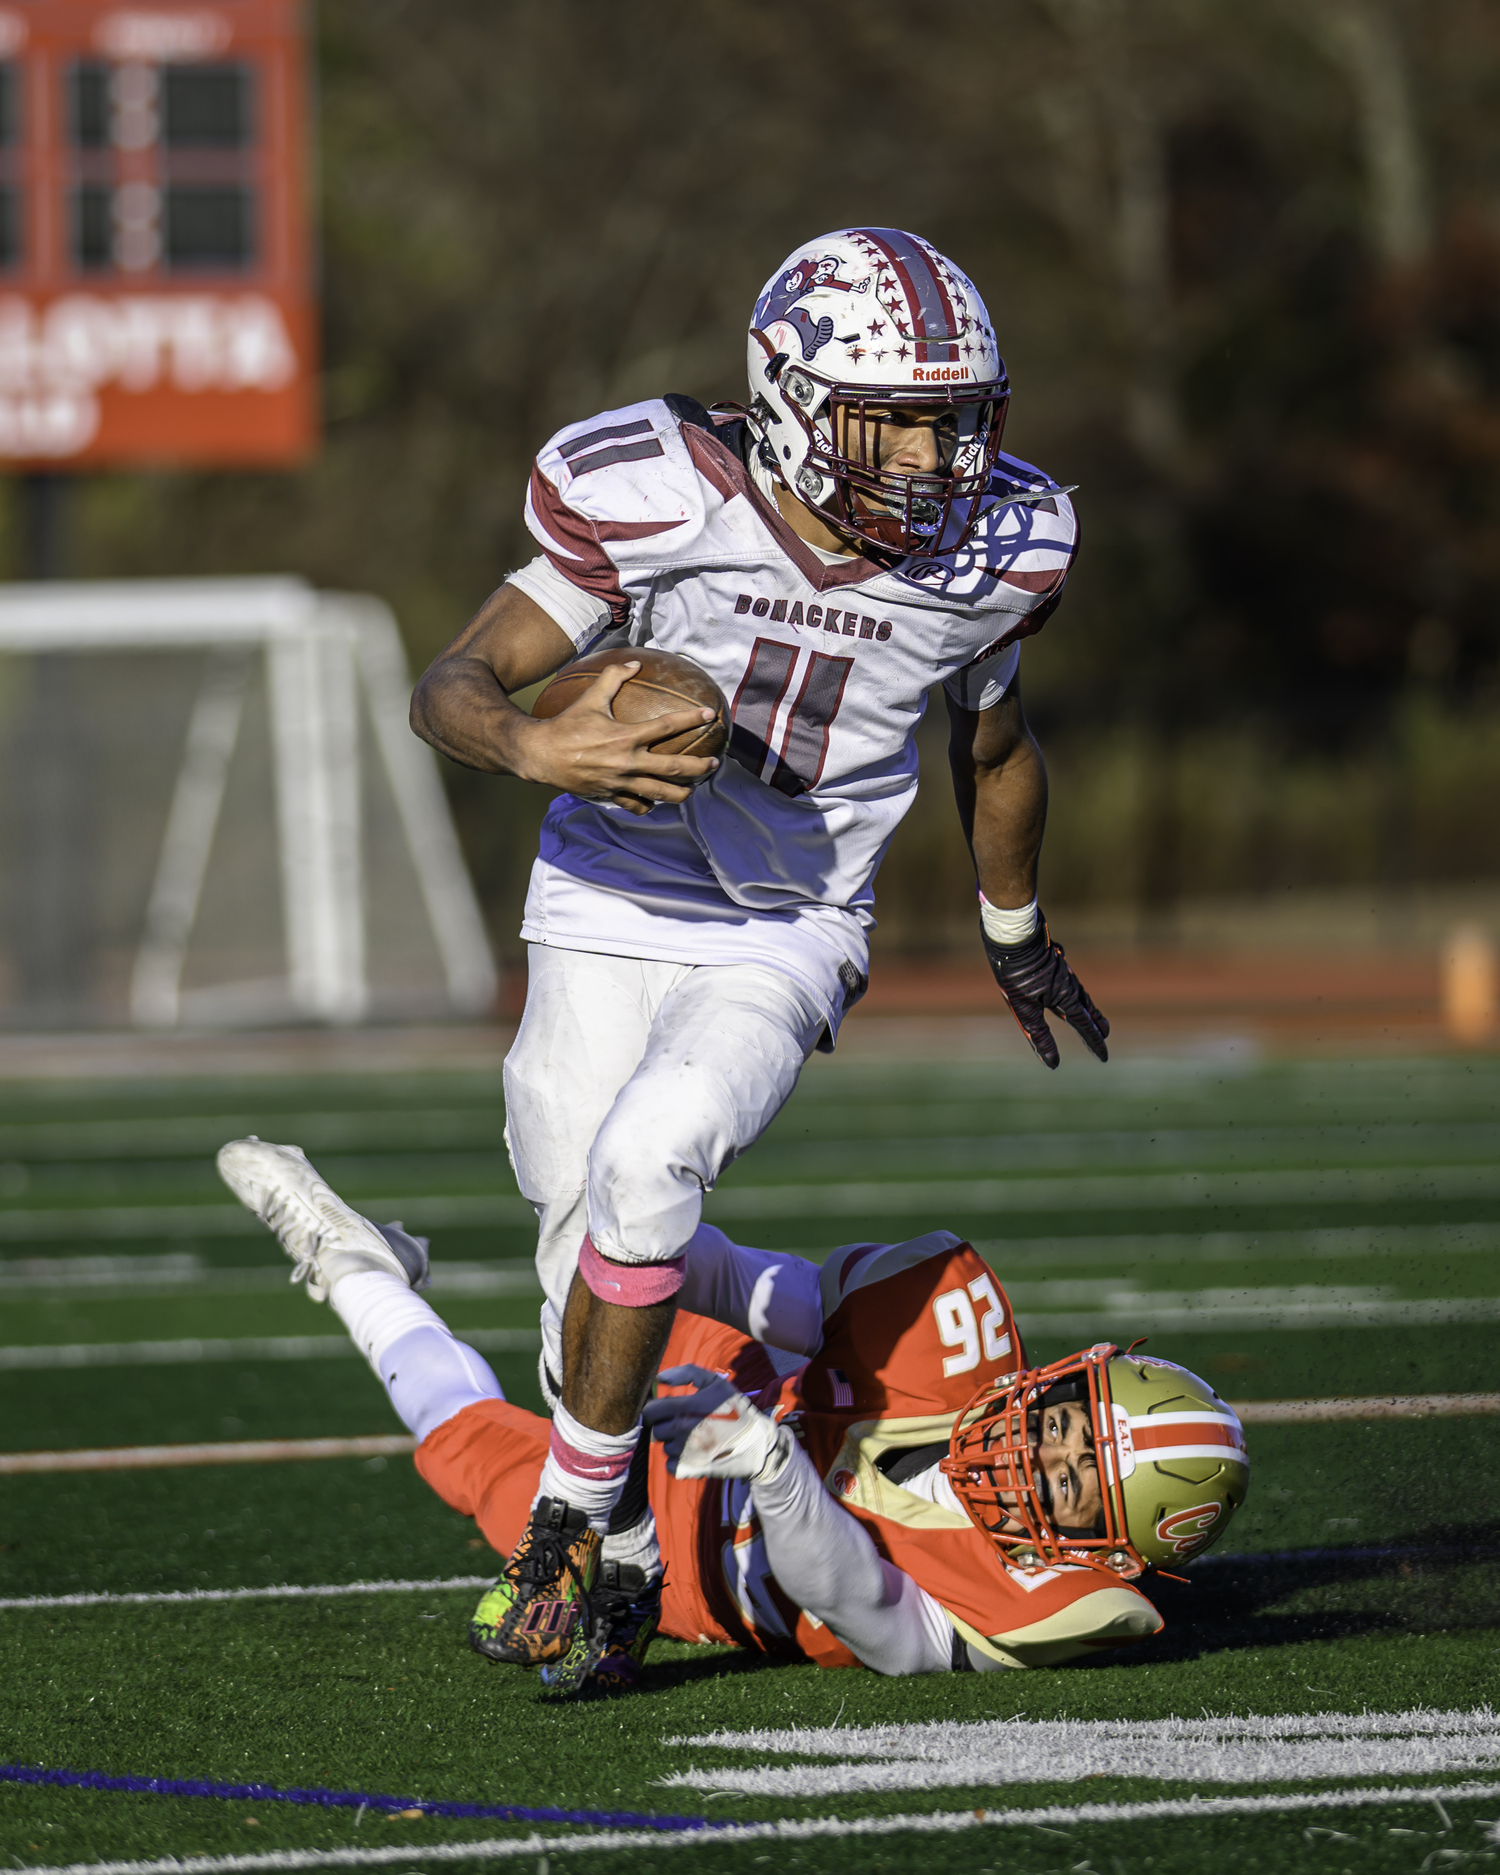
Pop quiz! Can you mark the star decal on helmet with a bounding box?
[745,227,1012,556]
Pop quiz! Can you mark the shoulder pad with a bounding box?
[535,397,707,536]
[895,456,1079,614]
[662,391,716,433]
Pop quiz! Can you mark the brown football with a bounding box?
[531,646,729,761]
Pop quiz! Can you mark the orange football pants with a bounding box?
[414,1310,778,1646]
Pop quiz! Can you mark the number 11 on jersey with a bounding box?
[729,637,853,798]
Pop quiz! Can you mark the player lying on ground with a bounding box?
[219,1140,1249,1691]
[407,227,1110,1676]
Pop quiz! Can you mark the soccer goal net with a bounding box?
[0,577,497,1029]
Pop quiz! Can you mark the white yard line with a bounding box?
[660,1709,1500,1799]
[3,1224,1498,1297]
[12,1781,1500,1874]
[3,1161,1499,1242]
[0,1327,539,1372]
[0,1257,540,1298]
[0,1434,419,1476]
[5,1296,1494,1380]
[11,1528,1474,1610]
[1234,1392,1500,1422]
[3,1389,1495,1480]
[669,1709,1500,1754]
[0,1576,491,1610]
[0,1111,493,1157]
[0,1196,533,1243]
[0,1115,1490,1163]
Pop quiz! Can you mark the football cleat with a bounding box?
[216,1137,429,1302]
[539,1562,663,1697]
[468,1498,600,1669]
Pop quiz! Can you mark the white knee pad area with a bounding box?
[583,965,824,1265]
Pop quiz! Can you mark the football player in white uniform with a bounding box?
[409,228,1110,1687]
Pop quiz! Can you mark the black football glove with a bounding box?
[981,913,1110,1070]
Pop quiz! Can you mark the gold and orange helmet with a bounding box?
[941,1343,1250,1578]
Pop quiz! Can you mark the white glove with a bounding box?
[641,1364,789,1481]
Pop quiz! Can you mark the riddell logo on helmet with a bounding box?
[911,365,973,382]
[1155,1502,1223,1554]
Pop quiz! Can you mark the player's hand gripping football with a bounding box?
[519,660,719,816]
[982,914,1110,1070]
[642,1365,790,1481]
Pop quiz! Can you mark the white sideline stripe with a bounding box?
[660,1708,1500,1800]
[3,1391,1496,1478]
[13,1782,1500,1874]
[0,1435,420,1475]
[0,1575,492,1610]
[0,1328,540,1370]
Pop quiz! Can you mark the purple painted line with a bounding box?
[1,1763,718,1833]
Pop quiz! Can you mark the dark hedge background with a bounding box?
[18,0,1500,960]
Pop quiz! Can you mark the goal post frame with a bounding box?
[0,577,498,1028]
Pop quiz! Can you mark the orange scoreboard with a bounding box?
[0,1,314,468]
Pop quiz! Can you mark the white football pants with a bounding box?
[503,943,827,1387]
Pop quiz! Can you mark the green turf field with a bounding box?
[1,1050,1498,1873]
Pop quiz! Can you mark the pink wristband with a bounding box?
[579,1232,687,1307]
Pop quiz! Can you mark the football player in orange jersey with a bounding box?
[219,1140,1248,1692]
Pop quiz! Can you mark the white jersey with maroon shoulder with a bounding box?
[513,396,1077,1034]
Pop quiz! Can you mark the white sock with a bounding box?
[601,1512,662,1583]
[331,1269,502,1443]
[535,1402,638,1533]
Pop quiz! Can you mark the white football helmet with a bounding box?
[745,227,1010,557]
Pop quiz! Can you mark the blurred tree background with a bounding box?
[18,0,1500,966]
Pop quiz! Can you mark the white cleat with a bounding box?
[216,1137,429,1302]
